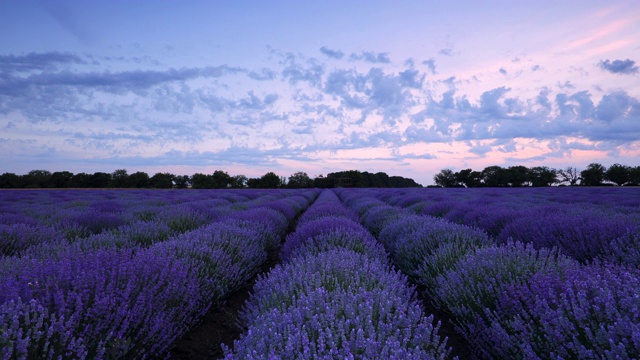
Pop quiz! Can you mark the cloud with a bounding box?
[399,69,424,89]
[422,58,436,74]
[247,68,277,81]
[281,53,325,86]
[0,65,244,96]
[319,46,344,59]
[438,48,453,56]
[598,59,638,75]
[349,51,391,63]
[0,52,86,74]
[557,81,575,89]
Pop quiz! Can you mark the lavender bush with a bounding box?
[498,207,640,263]
[241,249,407,325]
[224,286,451,360]
[361,204,406,237]
[392,217,491,283]
[280,216,384,262]
[0,247,202,359]
[477,263,640,359]
[296,201,360,225]
[433,242,577,347]
[0,223,64,257]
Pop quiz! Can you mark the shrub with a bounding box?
[433,242,577,347]
[478,263,640,359]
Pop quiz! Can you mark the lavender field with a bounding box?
[1,187,639,359]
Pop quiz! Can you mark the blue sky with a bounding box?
[1,0,639,185]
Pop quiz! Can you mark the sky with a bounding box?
[1,0,639,186]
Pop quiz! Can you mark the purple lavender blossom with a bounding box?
[226,287,451,360]
[281,217,382,262]
[433,242,577,349]
[0,223,64,257]
[478,263,640,359]
[498,207,640,263]
[241,249,409,326]
[296,201,360,225]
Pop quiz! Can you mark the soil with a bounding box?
[168,251,282,359]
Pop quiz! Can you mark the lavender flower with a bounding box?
[392,217,491,283]
[281,217,381,262]
[433,242,577,349]
[0,224,64,257]
[242,249,406,326]
[225,287,451,360]
[479,263,640,359]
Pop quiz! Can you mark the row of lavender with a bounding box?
[376,187,640,266]
[0,189,318,359]
[335,188,640,359]
[0,189,304,257]
[223,189,452,359]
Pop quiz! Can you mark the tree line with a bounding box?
[433,163,640,187]
[0,169,422,189]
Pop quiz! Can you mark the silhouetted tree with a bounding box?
[312,174,331,188]
[482,166,508,187]
[23,170,51,188]
[174,175,190,189]
[191,173,211,189]
[628,166,640,186]
[111,169,129,188]
[90,172,112,188]
[150,172,174,189]
[558,166,581,186]
[231,174,247,188]
[505,165,530,187]
[605,163,630,186]
[0,173,22,188]
[288,171,313,188]
[258,172,282,188]
[127,171,150,188]
[433,169,458,187]
[529,166,557,187]
[211,170,232,188]
[455,169,482,188]
[50,171,74,188]
[580,163,606,186]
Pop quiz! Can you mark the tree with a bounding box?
[191,173,211,189]
[174,175,190,189]
[111,169,129,188]
[249,172,282,188]
[433,169,458,187]
[90,172,112,188]
[50,171,74,188]
[580,163,606,186]
[231,175,247,188]
[24,170,52,188]
[529,166,557,187]
[288,171,313,188]
[211,170,232,188]
[605,163,630,186]
[0,172,22,188]
[260,172,282,188]
[127,171,150,188]
[558,166,580,186]
[150,172,174,189]
[628,166,640,186]
[455,169,481,188]
[482,166,508,187]
[505,165,530,187]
